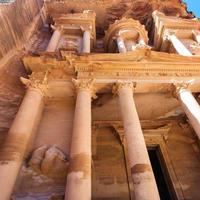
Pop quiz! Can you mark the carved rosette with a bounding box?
[112,81,136,95]
[72,79,97,99]
[20,76,48,97]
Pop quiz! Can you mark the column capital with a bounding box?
[172,82,191,98]
[80,26,93,38]
[20,76,48,97]
[72,79,97,99]
[135,39,151,50]
[112,81,136,95]
[51,24,64,33]
[163,30,177,41]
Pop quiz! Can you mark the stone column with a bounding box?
[174,84,200,140]
[114,82,160,200]
[82,30,91,53]
[65,79,95,200]
[0,78,46,200]
[116,36,127,53]
[46,27,62,52]
[165,33,192,56]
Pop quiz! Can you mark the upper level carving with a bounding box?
[104,18,148,53]
[153,11,200,56]
[46,10,96,53]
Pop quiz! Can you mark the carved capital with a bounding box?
[112,81,136,95]
[51,24,64,33]
[135,40,151,50]
[20,76,48,97]
[163,30,177,41]
[72,79,97,99]
[171,82,191,98]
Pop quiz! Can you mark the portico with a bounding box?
[1,6,200,200]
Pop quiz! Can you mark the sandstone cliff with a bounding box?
[0,0,45,146]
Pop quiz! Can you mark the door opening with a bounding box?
[148,147,177,200]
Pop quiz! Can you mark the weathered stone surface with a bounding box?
[29,146,69,180]
[0,0,43,62]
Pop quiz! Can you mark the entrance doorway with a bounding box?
[148,147,178,200]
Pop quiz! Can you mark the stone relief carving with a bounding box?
[28,145,69,181]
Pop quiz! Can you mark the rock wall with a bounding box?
[0,0,44,64]
[0,0,46,148]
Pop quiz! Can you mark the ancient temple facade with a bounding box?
[0,0,200,200]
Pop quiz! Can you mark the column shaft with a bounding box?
[117,85,160,200]
[65,89,92,200]
[177,88,200,139]
[168,34,192,56]
[0,88,44,200]
[46,29,61,52]
[117,36,127,53]
[82,31,91,53]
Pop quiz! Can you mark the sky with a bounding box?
[183,0,200,17]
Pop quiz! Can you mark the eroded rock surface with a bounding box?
[29,145,69,181]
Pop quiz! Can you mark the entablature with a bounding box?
[23,49,200,97]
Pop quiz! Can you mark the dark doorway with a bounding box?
[148,147,177,200]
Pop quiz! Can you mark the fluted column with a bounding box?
[46,27,62,52]
[0,78,46,200]
[65,79,95,200]
[117,36,127,53]
[114,81,160,200]
[164,32,192,56]
[82,30,91,53]
[174,84,200,140]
